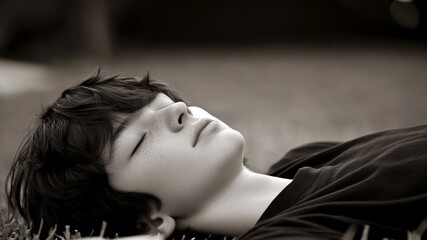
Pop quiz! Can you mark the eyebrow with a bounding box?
[109,96,175,159]
[111,110,142,156]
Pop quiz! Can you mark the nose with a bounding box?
[165,102,189,132]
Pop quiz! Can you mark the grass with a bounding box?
[0,207,84,240]
[0,207,31,240]
[0,206,236,240]
[2,208,426,240]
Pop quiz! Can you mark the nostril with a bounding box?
[178,113,184,124]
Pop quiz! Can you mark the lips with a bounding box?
[192,118,213,147]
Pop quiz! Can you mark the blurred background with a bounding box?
[1,0,427,202]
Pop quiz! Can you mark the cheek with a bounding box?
[115,139,193,193]
[137,141,211,189]
[109,130,245,216]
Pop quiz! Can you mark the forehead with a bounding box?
[112,93,173,129]
[105,93,175,160]
[113,93,174,133]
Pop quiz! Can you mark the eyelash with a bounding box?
[131,133,146,156]
[131,106,191,156]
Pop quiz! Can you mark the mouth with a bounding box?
[192,118,213,147]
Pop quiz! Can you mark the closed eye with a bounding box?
[131,133,146,156]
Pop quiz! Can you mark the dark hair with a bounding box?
[6,72,185,238]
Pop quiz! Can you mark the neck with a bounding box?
[176,167,292,236]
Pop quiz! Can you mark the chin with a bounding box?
[219,129,245,164]
[222,126,244,143]
[233,131,245,153]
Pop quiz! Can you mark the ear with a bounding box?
[151,211,176,239]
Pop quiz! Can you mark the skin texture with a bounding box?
[105,93,292,239]
[106,93,245,217]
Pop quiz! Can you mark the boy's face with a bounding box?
[106,93,245,216]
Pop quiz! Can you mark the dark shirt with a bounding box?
[239,125,427,240]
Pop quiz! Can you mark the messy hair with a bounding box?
[6,72,184,238]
